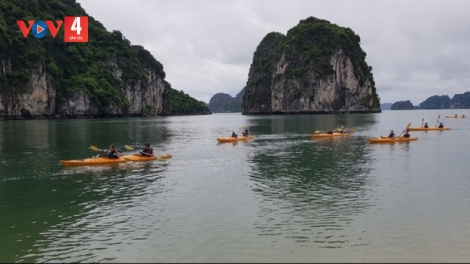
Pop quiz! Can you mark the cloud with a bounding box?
[77,0,470,105]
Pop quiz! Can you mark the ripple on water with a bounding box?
[247,134,375,248]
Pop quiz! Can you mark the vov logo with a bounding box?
[16,16,88,42]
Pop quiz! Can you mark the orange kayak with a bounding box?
[60,157,127,166]
[217,136,253,143]
[445,115,468,118]
[368,136,418,144]
[407,127,451,131]
[311,132,352,138]
[121,154,172,161]
[60,154,173,166]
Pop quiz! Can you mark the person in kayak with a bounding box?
[242,129,249,137]
[403,129,411,138]
[326,128,334,134]
[388,130,396,138]
[108,145,121,158]
[424,122,429,128]
[140,144,153,156]
[231,132,238,138]
[339,126,348,133]
[438,122,444,128]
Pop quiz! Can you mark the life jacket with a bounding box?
[108,150,119,158]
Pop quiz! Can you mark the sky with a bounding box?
[76,0,470,106]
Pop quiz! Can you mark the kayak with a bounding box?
[445,115,468,118]
[217,136,254,142]
[407,127,451,131]
[60,157,127,166]
[121,154,172,161]
[60,154,173,166]
[368,136,418,144]
[311,132,353,138]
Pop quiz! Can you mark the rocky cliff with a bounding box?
[0,0,209,120]
[208,88,244,113]
[391,100,415,110]
[242,17,381,115]
[450,92,470,108]
[419,95,452,109]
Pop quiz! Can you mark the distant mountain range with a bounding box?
[211,91,470,112]
[385,92,470,110]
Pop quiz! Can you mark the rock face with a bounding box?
[419,95,451,109]
[0,0,208,120]
[451,92,470,108]
[208,88,244,113]
[391,100,415,110]
[208,93,234,112]
[242,17,381,115]
[0,63,56,118]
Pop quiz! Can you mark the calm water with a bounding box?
[1,109,470,263]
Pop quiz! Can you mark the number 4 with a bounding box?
[71,17,81,35]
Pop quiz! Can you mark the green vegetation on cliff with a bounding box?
[1,0,154,111]
[243,16,381,113]
[161,82,211,115]
[0,0,205,116]
[391,100,415,110]
[419,95,451,109]
[209,88,244,113]
[280,18,373,83]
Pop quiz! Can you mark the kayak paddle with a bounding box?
[398,122,412,137]
[421,118,424,127]
[435,114,441,127]
[90,145,105,152]
[124,145,134,150]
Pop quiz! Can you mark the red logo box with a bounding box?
[64,16,88,42]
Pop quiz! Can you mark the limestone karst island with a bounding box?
[209,17,381,115]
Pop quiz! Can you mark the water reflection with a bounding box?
[0,118,172,263]
[17,160,169,263]
[246,116,376,248]
[217,141,239,146]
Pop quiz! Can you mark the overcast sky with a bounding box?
[77,0,470,105]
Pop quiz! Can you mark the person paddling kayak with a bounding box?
[140,144,154,156]
[403,129,411,138]
[438,122,444,128]
[242,129,249,137]
[424,122,429,128]
[388,130,396,138]
[108,145,121,158]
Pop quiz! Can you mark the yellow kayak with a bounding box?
[61,154,173,166]
[121,154,173,161]
[407,127,451,131]
[311,132,352,138]
[445,115,468,118]
[217,136,253,143]
[368,136,418,144]
[60,157,127,166]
